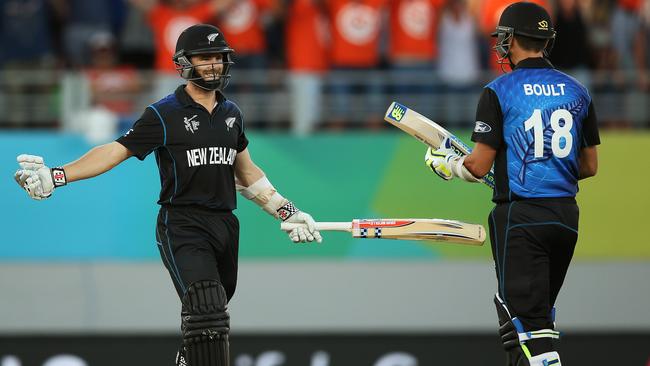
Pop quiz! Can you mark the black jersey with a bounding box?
[117,85,249,210]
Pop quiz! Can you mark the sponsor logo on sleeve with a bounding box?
[474,121,492,133]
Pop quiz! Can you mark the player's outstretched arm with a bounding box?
[15,142,132,200]
[62,142,132,182]
[234,148,322,244]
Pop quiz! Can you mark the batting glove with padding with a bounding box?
[425,138,459,181]
[15,154,67,200]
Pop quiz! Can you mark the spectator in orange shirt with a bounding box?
[211,0,281,129]
[215,0,281,69]
[285,0,329,135]
[388,0,445,95]
[478,0,550,73]
[128,0,234,72]
[326,0,387,127]
[129,0,234,99]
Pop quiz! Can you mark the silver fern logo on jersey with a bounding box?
[474,121,491,133]
[225,117,236,131]
[184,115,200,134]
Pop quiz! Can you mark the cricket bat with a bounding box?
[281,219,486,246]
[384,101,496,189]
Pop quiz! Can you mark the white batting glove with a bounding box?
[15,154,67,200]
[15,154,44,189]
[16,170,46,200]
[14,168,34,189]
[284,211,322,244]
[424,138,459,181]
[17,154,45,170]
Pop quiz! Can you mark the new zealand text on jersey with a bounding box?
[186,147,237,167]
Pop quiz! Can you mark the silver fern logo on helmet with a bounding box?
[207,33,219,43]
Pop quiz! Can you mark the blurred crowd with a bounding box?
[1,0,649,133]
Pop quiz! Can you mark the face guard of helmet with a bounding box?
[491,2,556,69]
[173,24,234,91]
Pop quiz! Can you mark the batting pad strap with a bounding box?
[51,167,67,187]
[513,322,561,342]
[450,156,481,183]
[528,351,562,366]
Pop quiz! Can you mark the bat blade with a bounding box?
[281,219,486,246]
[384,101,496,189]
[351,219,485,246]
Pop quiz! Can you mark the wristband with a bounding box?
[276,201,299,221]
[51,167,67,187]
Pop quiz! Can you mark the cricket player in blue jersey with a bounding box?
[424,2,600,365]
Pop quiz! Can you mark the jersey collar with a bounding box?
[514,57,555,70]
[175,84,226,108]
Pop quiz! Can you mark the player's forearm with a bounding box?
[578,146,598,180]
[63,142,131,183]
[463,143,497,178]
[578,162,597,180]
[463,153,490,178]
[235,162,265,187]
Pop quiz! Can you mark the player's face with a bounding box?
[190,54,224,82]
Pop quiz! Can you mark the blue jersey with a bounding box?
[471,58,600,202]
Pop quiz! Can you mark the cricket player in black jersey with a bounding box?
[424,3,599,365]
[14,24,322,366]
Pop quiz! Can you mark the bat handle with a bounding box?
[280,222,351,232]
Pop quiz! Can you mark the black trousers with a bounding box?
[488,198,578,331]
[156,206,240,302]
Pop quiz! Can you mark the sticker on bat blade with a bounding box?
[357,220,414,228]
[448,135,473,154]
[386,103,408,122]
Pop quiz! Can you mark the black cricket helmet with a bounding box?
[492,2,556,64]
[173,24,234,91]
